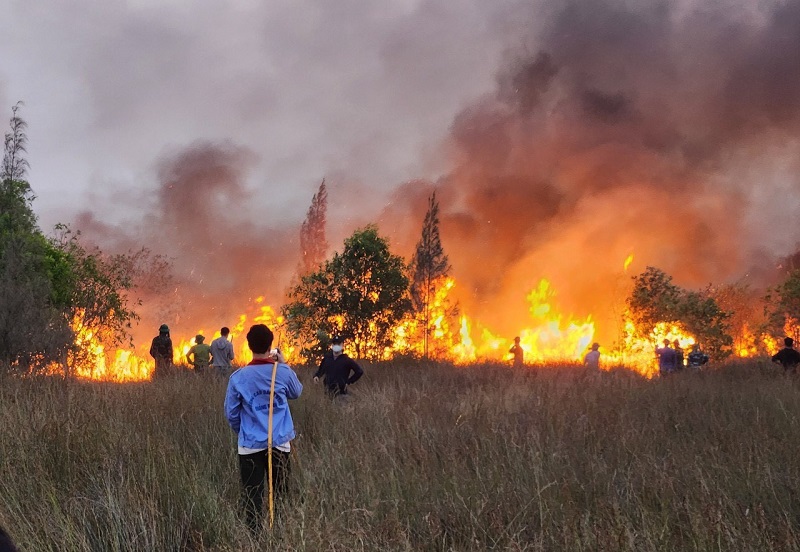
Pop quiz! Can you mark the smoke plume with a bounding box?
[74,0,800,346]
[377,0,800,340]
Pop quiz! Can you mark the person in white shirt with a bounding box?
[210,326,235,376]
[584,342,601,370]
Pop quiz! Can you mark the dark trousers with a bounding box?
[239,449,291,533]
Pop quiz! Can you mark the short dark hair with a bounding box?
[220,327,230,336]
[0,526,18,552]
[246,324,274,354]
[786,337,794,347]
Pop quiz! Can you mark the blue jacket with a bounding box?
[224,359,303,449]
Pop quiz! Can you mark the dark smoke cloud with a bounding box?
[76,141,300,344]
[12,0,800,347]
[378,0,800,340]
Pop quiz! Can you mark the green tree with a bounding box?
[627,266,732,361]
[627,266,683,340]
[299,178,328,275]
[0,102,70,369]
[51,225,140,375]
[409,192,453,357]
[284,225,411,360]
[0,103,145,374]
[677,289,733,361]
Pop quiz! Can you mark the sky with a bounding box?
[0,0,514,228]
[3,0,800,348]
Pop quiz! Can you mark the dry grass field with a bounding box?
[1,360,799,551]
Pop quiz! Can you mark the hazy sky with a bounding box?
[4,0,800,346]
[0,0,517,229]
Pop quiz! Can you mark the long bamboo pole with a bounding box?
[266,340,280,529]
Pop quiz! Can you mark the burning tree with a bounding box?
[764,269,800,344]
[298,178,328,275]
[0,103,142,374]
[627,267,732,361]
[711,280,766,357]
[0,102,71,369]
[409,191,455,357]
[284,225,411,361]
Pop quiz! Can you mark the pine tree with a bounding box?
[2,101,30,182]
[299,179,328,275]
[410,192,451,357]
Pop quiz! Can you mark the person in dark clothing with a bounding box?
[0,526,18,552]
[772,337,800,374]
[673,339,685,371]
[687,344,709,369]
[313,335,363,396]
[149,323,174,378]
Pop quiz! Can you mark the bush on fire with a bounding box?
[0,103,138,373]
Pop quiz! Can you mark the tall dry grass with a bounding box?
[1,359,799,551]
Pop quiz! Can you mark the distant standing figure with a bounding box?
[584,342,601,370]
[149,323,173,377]
[687,343,709,369]
[211,326,235,376]
[314,335,364,397]
[673,339,685,371]
[187,334,212,373]
[655,339,677,376]
[772,337,800,374]
[509,336,524,367]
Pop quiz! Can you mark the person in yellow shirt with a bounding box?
[187,334,212,373]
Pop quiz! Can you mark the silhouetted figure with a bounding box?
[772,337,800,374]
[149,323,173,377]
[673,339,685,371]
[211,326,235,377]
[187,334,211,373]
[584,342,601,370]
[509,336,524,367]
[687,343,709,369]
[0,526,18,552]
[314,335,363,397]
[656,339,677,376]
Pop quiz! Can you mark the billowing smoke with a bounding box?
[76,141,299,345]
[378,0,800,341]
[76,0,800,347]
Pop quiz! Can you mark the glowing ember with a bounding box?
[623,253,634,272]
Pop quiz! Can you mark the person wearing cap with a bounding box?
[313,335,364,397]
[508,336,524,367]
[149,323,173,378]
[224,324,303,534]
[210,326,235,377]
[673,339,685,371]
[583,342,601,370]
[186,334,212,373]
[772,337,800,374]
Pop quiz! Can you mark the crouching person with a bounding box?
[224,324,303,534]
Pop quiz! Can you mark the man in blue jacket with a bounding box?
[224,324,302,533]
